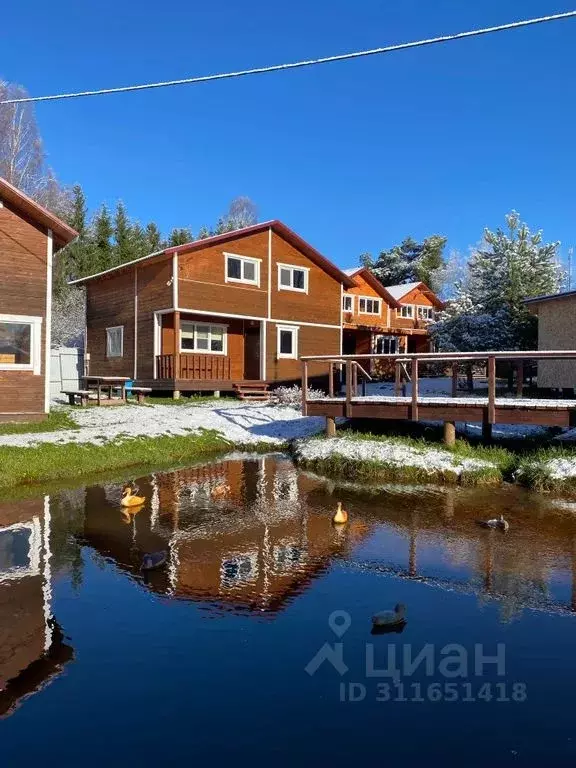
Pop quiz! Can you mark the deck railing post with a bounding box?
[302,360,308,415]
[451,362,458,398]
[346,360,352,418]
[328,360,334,398]
[516,360,524,398]
[483,355,496,441]
[394,360,402,397]
[174,310,181,381]
[411,358,419,421]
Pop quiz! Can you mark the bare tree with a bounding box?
[51,287,86,348]
[225,196,258,229]
[0,79,71,214]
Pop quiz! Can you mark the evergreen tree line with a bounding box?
[57,186,258,291]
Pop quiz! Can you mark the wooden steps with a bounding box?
[233,382,270,402]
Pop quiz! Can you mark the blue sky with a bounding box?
[2,0,575,270]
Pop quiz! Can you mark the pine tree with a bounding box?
[144,222,163,252]
[197,225,211,239]
[168,228,193,247]
[362,235,447,290]
[92,204,114,272]
[56,184,91,290]
[113,200,133,265]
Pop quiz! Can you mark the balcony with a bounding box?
[156,354,231,381]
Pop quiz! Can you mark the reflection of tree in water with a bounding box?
[49,488,86,591]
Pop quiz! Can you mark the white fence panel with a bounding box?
[50,347,85,398]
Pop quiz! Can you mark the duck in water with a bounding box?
[477,514,509,532]
[371,604,407,634]
[332,502,348,525]
[121,485,146,507]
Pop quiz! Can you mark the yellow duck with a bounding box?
[332,502,348,525]
[211,483,230,499]
[121,485,146,507]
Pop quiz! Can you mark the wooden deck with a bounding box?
[135,378,268,393]
[301,351,576,442]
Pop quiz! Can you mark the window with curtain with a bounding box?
[180,322,227,354]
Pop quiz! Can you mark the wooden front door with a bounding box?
[243,325,261,380]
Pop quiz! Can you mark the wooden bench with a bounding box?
[128,386,152,404]
[62,390,91,406]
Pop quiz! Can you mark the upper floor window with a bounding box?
[417,306,435,321]
[358,297,381,315]
[343,295,354,312]
[399,305,414,319]
[0,314,42,373]
[278,263,309,293]
[224,253,261,286]
[106,326,124,357]
[181,322,227,354]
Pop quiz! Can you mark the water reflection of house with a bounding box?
[0,497,72,717]
[81,457,372,615]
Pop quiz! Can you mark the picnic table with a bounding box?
[82,376,130,406]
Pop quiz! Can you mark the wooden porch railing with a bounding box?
[156,354,231,380]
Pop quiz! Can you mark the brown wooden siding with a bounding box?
[0,201,47,416]
[176,313,245,380]
[178,232,268,317]
[136,259,172,380]
[343,272,391,328]
[270,232,341,326]
[86,270,134,377]
[267,323,339,382]
[394,286,435,330]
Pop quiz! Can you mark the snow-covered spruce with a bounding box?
[293,436,500,485]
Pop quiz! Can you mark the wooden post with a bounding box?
[345,360,352,418]
[516,360,524,398]
[174,310,181,385]
[482,421,492,441]
[411,357,419,421]
[328,361,334,398]
[302,360,308,415]
[326,416,336,437]
[487,356,496,424]
[394,361,402,397]
[443,421,456,446]
[352,363,358,396]
[451,363,458,397]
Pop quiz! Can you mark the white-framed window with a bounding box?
[417,305,435,321]
[0,314,42,373]
[358,296,381,315]
[0,518,41,582]
[398,304,414,319]
[343,294,354,312]
[276,325,299,359]
[373,335,399,355]
[220,551,259,588]
[180,322,227,354]
[224,253,261,286]
[106,325,124,358]
[278,263,309,293]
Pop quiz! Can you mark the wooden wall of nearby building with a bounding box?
[267,323,338,383]
[86,270,135,377]
[178,232,269,317]
[0,201,47,419]
[534,297,576,388]
[343,273,390,327]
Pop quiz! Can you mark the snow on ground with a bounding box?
[295,437,493,477]
[539,458,576,480]
[0,402,326,449]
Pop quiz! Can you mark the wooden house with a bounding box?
[342,270,444,361]
[0,178,77,421]
[525,290,576,391]
[71,221,356,395]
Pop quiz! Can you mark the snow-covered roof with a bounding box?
[384,282,422,301]
[343,267,363,277]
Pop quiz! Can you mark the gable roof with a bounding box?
[385,280,444,308]
[342,266,401,308]
[70,220,356,288]
[524,289,576,307]
[0,177,77,250]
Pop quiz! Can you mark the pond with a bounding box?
[1,454,576,765]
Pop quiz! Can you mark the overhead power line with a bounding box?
[2,10,575,105]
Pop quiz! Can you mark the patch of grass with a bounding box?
[517,446,576,495]
[0,429,276,491]
[294,430,515,487]
[0,409,78,436]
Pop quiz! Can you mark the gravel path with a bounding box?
[0,403,326,448]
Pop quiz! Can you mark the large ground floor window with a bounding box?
[0,314,42,373]
[180,322,227,354]
[373,334,399,355]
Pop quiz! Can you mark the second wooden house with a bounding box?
[72,221,356,395]
[342,269,444,363]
